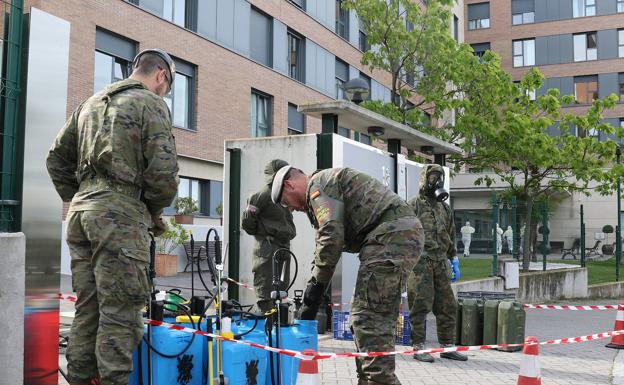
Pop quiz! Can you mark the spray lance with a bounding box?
[206,228,228,385]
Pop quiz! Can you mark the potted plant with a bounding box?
[155,218,189,277]
[602,225,614,255]
[174,197,198,224]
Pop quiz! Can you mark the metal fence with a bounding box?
[0,0,24,232]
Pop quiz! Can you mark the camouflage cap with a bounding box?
[271,165,292,204]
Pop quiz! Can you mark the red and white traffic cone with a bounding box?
[517,336,541,385]
[295,349,319,385]
[606,304,624,349]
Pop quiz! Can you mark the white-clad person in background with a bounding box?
[496,223,504,254]
[460,221,475,257]
[504,225,513,254]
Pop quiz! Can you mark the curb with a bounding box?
[613,350,624,385]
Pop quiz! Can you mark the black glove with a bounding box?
[299,277,325,320]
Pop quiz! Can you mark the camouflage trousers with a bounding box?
[65,210,151,385]
[407,256,457,346]
[350,217,422,385]
[252,238,290,313]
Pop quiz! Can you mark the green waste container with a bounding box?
[455,298,463,345]
[497,301,526,352]
[461,298,484,346]
[483,300,500,345]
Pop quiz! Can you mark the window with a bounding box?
[586,127,599,139]
[513,39,535,67]
[471,42,490,58]
[358,19,370,52]
[251,90,272,137]
[250,7,273,67]
[621,118,624,128]
[166,177,223,217]
[574,75,598,104]
[163,58,195,130]
[453,15,459,42]
[335,58,349,99]
[289,0,305,10]
[287,30,305,82]
[288,103,305,135]
[337,127,350,138]
[358,133,371,145]
[93,28,136,93]
[618,0,624,12]
[467,2,490,30]
[619,73,624,102]
[512,0,535,25]
[573,0,596,17]
[131,0,187,27]
[573,32,597,62]
[336,0,349,40]
[619,30,624,58]
[512,11,534,24]
[360,73,372,100]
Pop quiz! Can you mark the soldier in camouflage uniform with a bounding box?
[46,49,179,385]
[407,164,467,362]
[271,166,423,385]
[241,159,296,313]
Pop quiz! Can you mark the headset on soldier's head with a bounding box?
[133,48,176,88]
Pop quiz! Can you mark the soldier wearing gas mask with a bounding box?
[407,164,467,362]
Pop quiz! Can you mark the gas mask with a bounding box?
[425,171,449,202]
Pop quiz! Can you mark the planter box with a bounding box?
[174,214,193,224]
[155,253,177,277]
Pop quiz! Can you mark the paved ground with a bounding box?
[58,274,623,384]
[318,301,621,384]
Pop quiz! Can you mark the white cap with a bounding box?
[271,165,293,204]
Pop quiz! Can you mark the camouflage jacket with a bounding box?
[46,79,179,225]
[408,164,456,260]
[241,159,296,246]
[305,167,415,285]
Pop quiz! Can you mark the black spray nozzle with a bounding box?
[214,233,222,265]
[149,234,156,280]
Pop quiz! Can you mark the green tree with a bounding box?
[343,0,513,141]
[455,69,621,270]
[348,0,623,271]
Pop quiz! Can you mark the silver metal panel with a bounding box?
[216,0,234,48]
[331,135,396,311]
[223,135,319,307]
[305,39,317,89]
[599,72,619,99]
[324,47,335,96]
[197,0,217,40]
[348,11,359,47]
[598,29,618,60]
[273,19,288,75]
[22,7,70,383]
[233,0,250,56]
[349,65,359,82]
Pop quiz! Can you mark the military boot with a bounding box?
[412,343,434,363]
[439,344,468,361]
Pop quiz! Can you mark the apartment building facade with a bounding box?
[457,0,624,252]
[18,0,464,227]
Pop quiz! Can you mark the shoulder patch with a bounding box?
[310,190,321,200]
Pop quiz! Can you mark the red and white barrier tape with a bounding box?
[56,293,624,360]
[524,304,620,310]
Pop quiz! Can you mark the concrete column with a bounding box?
[0,232,25,385]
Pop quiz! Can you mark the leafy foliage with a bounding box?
[349,0,624,271]
[156,218,190,255]
[174,197,198,215]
